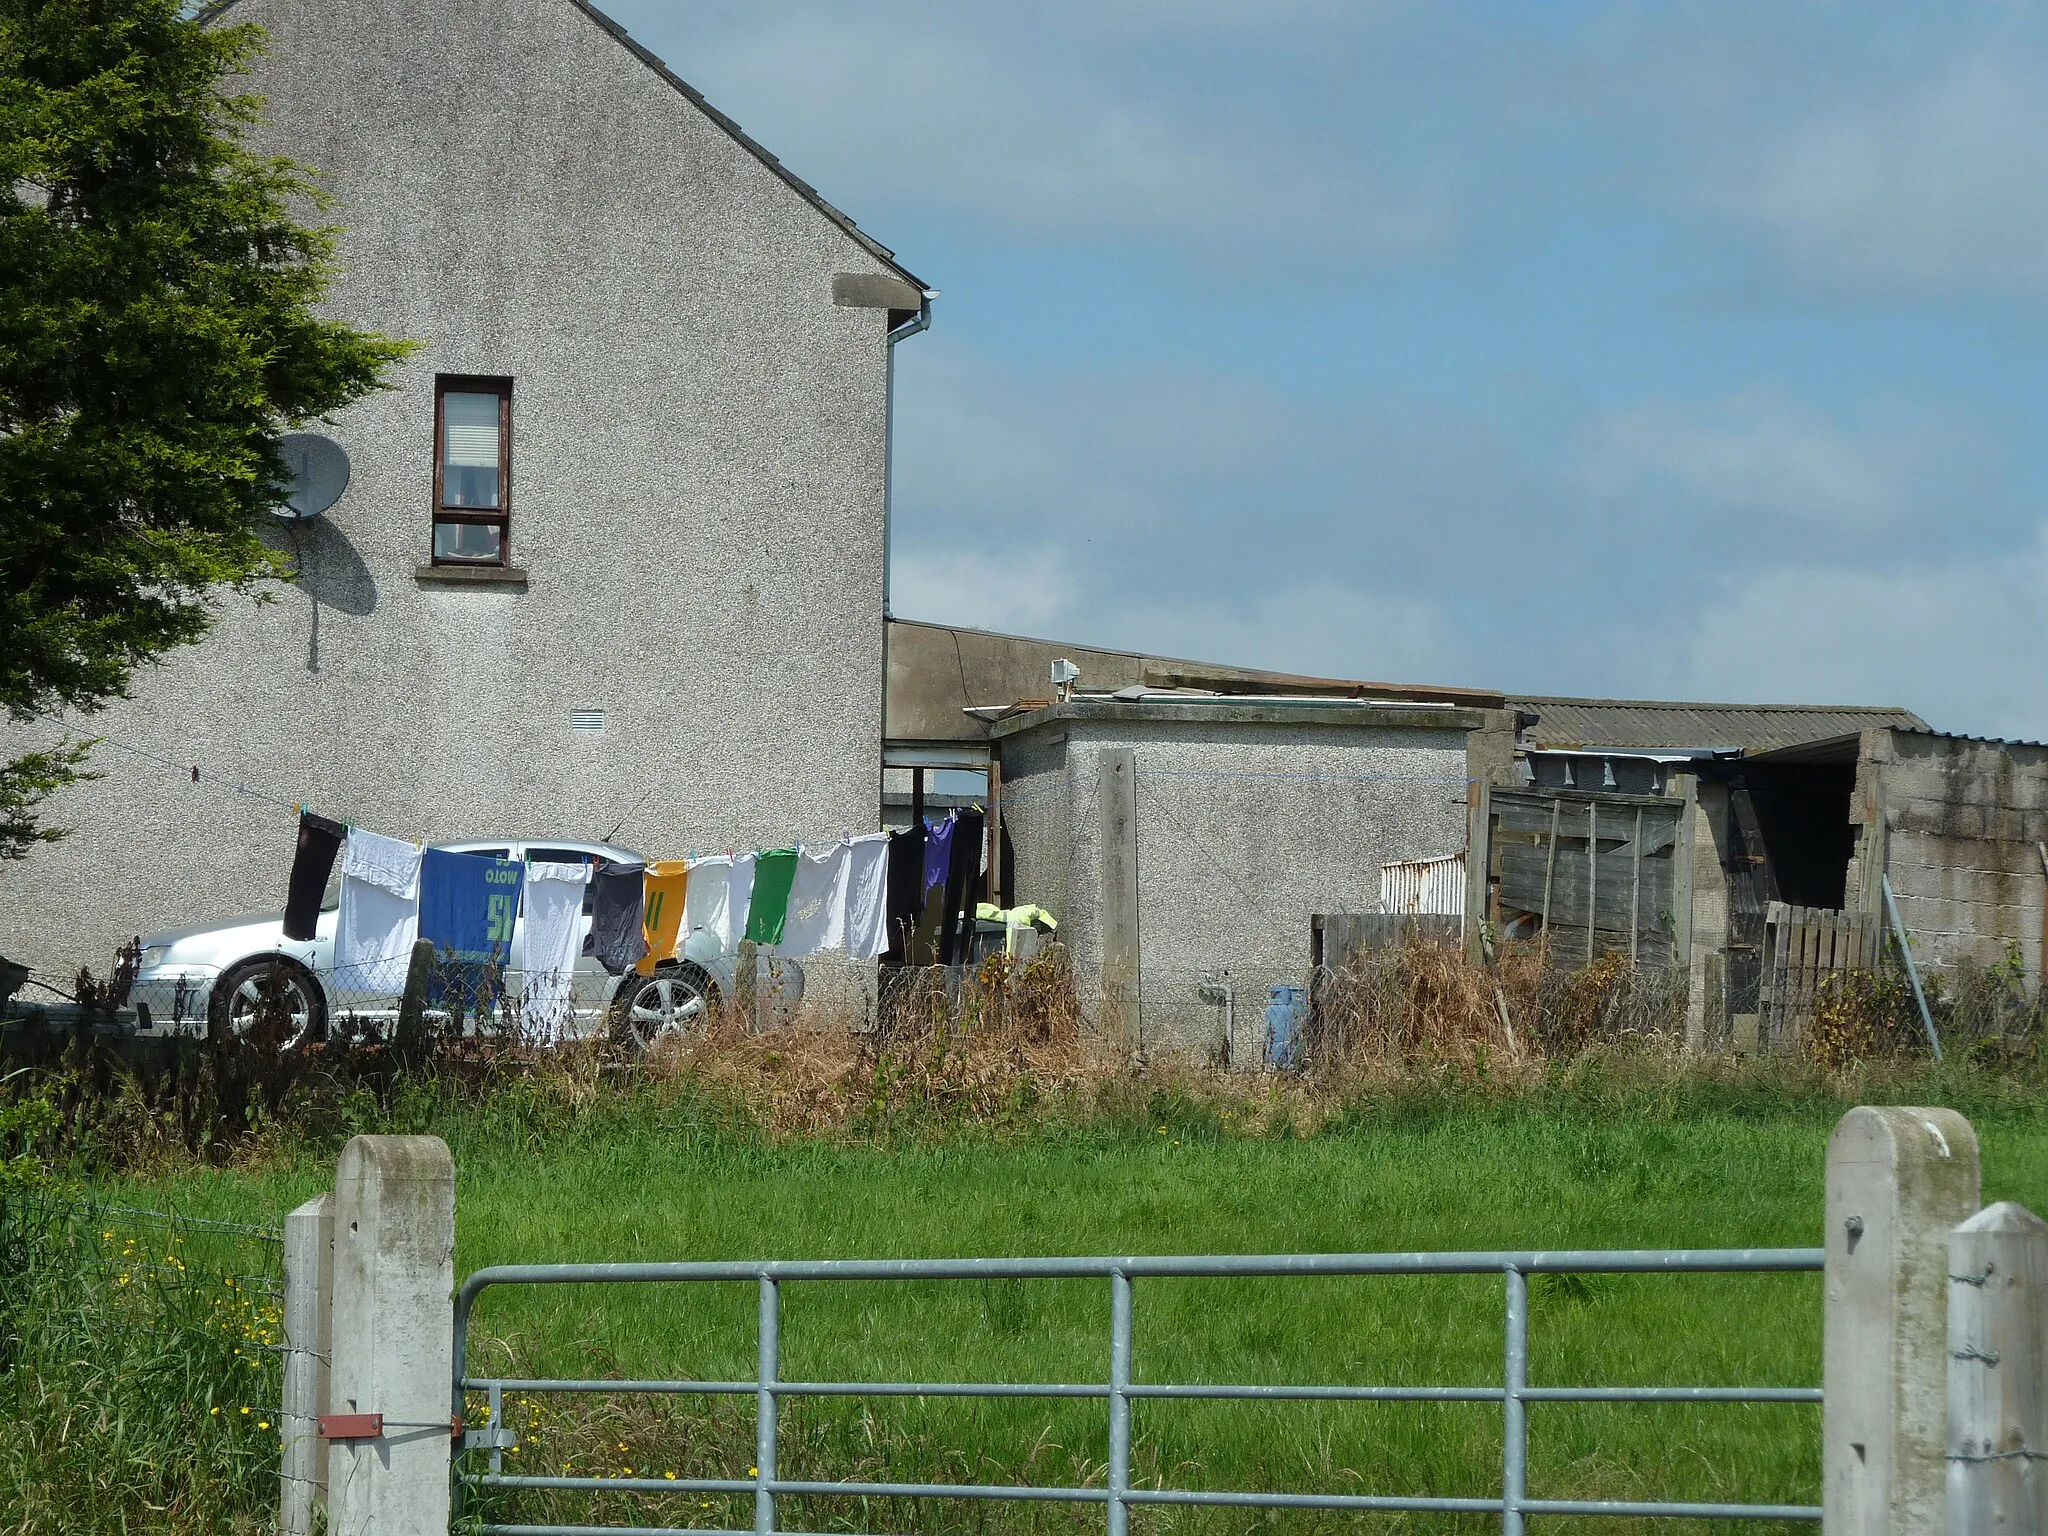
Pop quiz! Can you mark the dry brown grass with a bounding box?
[639,947,1102,1137]
[1305,935,1685,1078]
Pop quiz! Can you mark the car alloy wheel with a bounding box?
[216,958,325,1050]
[612,964,715,1050]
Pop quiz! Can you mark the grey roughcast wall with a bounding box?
[0,0,927,974]
[993,700,1485,1060]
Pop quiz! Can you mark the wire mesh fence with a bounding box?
[17,918,2042,1098]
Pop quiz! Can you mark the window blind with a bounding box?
[443,393,500,467]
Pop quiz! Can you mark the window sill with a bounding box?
[415,564,528,588]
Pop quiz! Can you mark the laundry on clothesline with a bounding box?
[420,848,523,1012]
[334,826,422,992]
[637,860,689,976]
[285,802,1034,991]
[521,861,589,1043]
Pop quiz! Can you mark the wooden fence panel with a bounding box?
[1313,913,1462,976]
[1758,902,1879,1049]
[1489,790,1683,969]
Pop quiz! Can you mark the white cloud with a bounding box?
[1710,49,2048,300]
[890,547,1078,638]
[1586,388,1911,531]
[1660,530,2048,739]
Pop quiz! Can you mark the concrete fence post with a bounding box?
[1949,1202,2048,1536]
[1098,747,1141,1060]
[280,1192,335,1536]
[327,1134,457,1536]
[1825,1106,1981,1536]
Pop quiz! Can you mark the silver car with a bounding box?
[125,837,796,1048]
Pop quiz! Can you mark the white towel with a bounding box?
[334,828,422,995]
[680,852,756,954]
[780,842,850,957]
[844,832,891,959]
[727,853,755,952]
[520,861,589,1044]
[681,855,731,952]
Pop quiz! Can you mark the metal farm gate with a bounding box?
[453,1247,1823,1536]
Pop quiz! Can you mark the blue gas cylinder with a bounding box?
[1265,985,1307,1069]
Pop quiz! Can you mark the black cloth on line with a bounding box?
[883,825,926,967]
[283,811,346,942]
[937,808,985,967]
[585,860,648,976]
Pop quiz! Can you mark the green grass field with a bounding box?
[99,1074,2048,1535]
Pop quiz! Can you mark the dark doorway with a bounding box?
[1741,764,1857,909]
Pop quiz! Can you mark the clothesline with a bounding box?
[66,729,305,815]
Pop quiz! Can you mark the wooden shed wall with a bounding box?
[1490,789,1684,966]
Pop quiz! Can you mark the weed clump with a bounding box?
[0,1192,283,1536]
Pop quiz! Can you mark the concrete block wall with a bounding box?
[993,701,1479,1058]
[1852,731,2048,980]
[996,731,1073,934]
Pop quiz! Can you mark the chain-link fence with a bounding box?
[19,921,2042,1102]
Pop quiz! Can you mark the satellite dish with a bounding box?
[273,433,350,519]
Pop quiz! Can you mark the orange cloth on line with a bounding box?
[637,860,690,974]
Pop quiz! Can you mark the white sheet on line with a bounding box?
[844,831,891,959]
[780,841,850,957]
[334,828,422,996]
[520,861,590,1044]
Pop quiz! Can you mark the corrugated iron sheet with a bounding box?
[1381,854,1465,916]
[1512,697,1926,753]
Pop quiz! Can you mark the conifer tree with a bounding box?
[0,0,409,856]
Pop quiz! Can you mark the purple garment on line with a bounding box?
[922,813,955,896]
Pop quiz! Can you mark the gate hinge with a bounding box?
[318,1413,383,1441]
[319,1412,470,1441]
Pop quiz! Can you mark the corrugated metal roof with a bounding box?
[1897,727,2048,751]
[1512,696,1928,753]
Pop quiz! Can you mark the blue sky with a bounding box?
[604,0,2048,737]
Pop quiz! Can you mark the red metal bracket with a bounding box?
[318,1413,383,1441]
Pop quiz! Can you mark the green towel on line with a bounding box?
[744,848,799,946]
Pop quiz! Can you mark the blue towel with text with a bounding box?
[419,848,523,1011]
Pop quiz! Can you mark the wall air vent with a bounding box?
[570,709,606,735]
